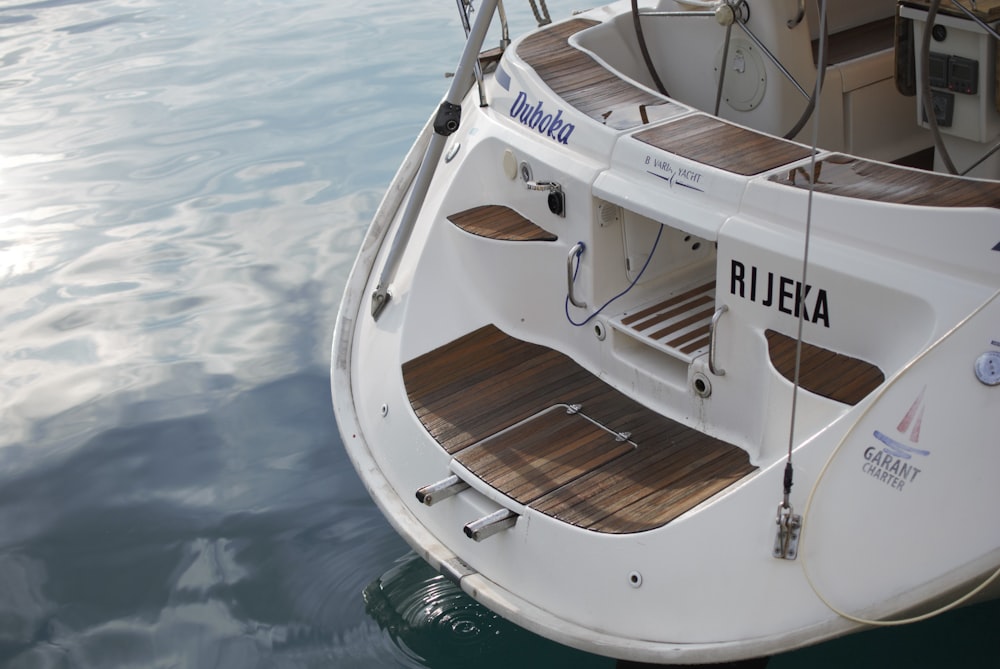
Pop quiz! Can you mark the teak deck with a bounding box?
[771,155,1000,208]
[634,115,814,176]
[766,330,885,406]
[515,14,997,207]
[517,18,672,127]
[403,325,757,534]
[448,205,557,241]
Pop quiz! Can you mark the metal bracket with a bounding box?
[521,161,564,216]
[416,474,470,506]
[773,504,802,560]
[433,101,462,136]
[525,180,561,192]
[526,180,565,216]
[371,283,390,318]
[464,508,518,541]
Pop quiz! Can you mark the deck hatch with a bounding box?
[454,405,636,504]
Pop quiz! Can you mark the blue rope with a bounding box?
[565,224,664,327]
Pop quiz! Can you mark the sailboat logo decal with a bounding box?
[861,389,930,491]
[872,388,931,459]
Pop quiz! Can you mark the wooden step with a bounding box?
[448,204,557,241]
[615,281,716,360]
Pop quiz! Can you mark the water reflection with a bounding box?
[0,372,413,668]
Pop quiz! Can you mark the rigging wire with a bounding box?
[782,0,828,510]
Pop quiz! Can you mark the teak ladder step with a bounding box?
[615,281,716,360]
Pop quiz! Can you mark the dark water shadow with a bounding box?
[0,370,414,667]
[364,552,613,669]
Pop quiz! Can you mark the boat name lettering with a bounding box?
[510,91,575,144]
[861,446,922,491]
[729,260,830,327]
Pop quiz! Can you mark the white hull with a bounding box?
[333,0,1000,663]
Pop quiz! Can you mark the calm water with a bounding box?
[0,1,996,667]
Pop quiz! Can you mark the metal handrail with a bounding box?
[787,0,805,29]
[566,243,587,309]
[371,0,501,319]
[709,305,728,376]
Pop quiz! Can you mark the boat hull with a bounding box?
[332,2,1000,662]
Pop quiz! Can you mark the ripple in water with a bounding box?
[363,553,611,669]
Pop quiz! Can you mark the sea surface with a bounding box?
[0,1,997,667]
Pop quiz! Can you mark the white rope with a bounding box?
[800,288,1000,626]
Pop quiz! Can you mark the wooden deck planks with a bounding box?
[517,18,668,125]
[814,16,895,66]
[404,329,613,454]
[770,154,1000,208]
[403,325,757,533]
[634,115,814,176]
[448,205,557,242]
[766,329,885,405]
[533,412,751,533]
[458,409,636,503]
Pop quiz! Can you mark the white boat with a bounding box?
[332,0,1000,663]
